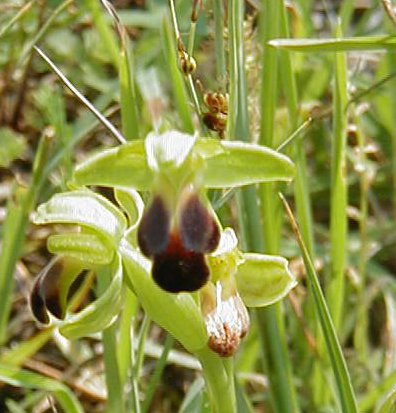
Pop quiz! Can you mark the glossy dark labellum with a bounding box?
[137,196,170,257]
[180,193,220,253]
[137,192,220,293]
[152,233,209,293]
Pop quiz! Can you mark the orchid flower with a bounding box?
[30,130,297,413]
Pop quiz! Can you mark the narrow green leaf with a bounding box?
[178,378,209,413]
[59,256,123,339]
[0,364,84,413]
[280,193,358,413]
[119,31,140,140]
[161,17,195,134]
[236,254,297,308]
[0,329,54,367]
[377,390,396,413]
[269,35,396,52]
[34,190,127,245]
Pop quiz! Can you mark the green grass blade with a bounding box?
[0,329,53,367]
[142,334,174,413]
[269,35,396,52]
[255,1,299,412]
[119,33,140,140]
[84,0,119,68]
[328,22,348,332]
[0,364,84,413]
[0,0,35,39]
[0,133,52,344]
[359,370,396,412]
[280,193,358,413]
[97,266,125,413]
[161,17,194,134]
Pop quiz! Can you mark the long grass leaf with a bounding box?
[280,193,358,413]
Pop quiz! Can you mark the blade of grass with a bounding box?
[327,21,348,333]
[161,17,195,134]
[0,132,53,344]
[97,265,125,413]
[277,1,325,406]
[84,0,119,68]
[0,0,35,39]
[17,0,73,66]
[359,369,396,412]
[0,364,84,413]
[213,0,226,80]
[142,334,174,413]
[255,1,299,411]
[269,35,396,52]
[100,0,140,140]
[279,193,359,413]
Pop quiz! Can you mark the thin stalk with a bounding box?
[16,0,73,67]
[117,290,140,413]
[97,268,125,413]
[196,349,236,413]
[0,0,34,39]
[34,46,126,145]
[278,2,325,405]
[353,108,369,360]
[134,314,151,378]
[168,0,202,119]
[387,50,396,243]
[327,21,348,332]
[280,194,358,413]
[257,1,299,411]
[84,0,119,68]
[213,0,226,80]
[142,335,174,413]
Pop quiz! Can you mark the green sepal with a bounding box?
[114,188,144,228]
[33,190,127,246]
[119,239,208,353]
[72,141,154,190]
[200,140,295,188]
[47,233,114,266]
[235,253,297,307]
[59,255,123,339]
[72,133,294,191]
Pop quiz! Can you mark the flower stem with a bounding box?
[196,349,236,413]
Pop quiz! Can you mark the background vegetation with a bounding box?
[1,0,396,412]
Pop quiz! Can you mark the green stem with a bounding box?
[327,22,348,333]
[256,1,299,412]
[196,349,236,413]
[213,0,226,80]
[97,267,125,413]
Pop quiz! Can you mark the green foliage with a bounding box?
[2,0,396,412]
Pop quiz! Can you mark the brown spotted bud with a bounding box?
[202,281,250,357]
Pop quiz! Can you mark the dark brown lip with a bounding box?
[137,191,220,293]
